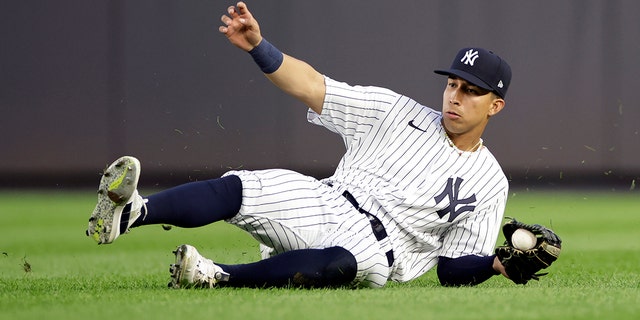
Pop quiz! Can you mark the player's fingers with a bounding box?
[221,14,232,26]
[220,14,248,34]
[233,2,253,25]
[223,6,251,26]
[227,5,239,18]
[236,2,248,14]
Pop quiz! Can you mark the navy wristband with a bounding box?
[248,39,284,74]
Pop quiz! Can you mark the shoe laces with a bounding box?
[138,196,149,221]
[121,191,148,233]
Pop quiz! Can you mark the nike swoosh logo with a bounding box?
[408,120,428,132]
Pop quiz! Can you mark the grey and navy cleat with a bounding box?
[168,244,230,289]
[86,156,147,244]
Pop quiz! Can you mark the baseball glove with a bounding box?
[495,218,562,284]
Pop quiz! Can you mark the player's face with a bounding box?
[441,77,504,137]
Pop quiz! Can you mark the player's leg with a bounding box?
[168,226,388,289]
[220,246,358,288]
[130,175,242,228]
[169,245,357,288]
[216,169,390,288]
[320,221,391,288]
[87,156,243,244]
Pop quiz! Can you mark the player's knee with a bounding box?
[322,246,357,287]
[291,246,357,288]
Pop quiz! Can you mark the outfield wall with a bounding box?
[1,1,638,189]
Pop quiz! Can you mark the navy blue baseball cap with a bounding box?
[434,47,512,98]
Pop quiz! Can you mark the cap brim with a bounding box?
[434,69,493,91]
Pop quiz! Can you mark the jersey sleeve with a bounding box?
[307,76,400,148]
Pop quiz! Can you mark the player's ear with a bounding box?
[488,95,505,117]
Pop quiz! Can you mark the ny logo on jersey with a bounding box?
[433,177,477,222]
[460,49,480,66]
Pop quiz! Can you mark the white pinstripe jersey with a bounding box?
[308,77,508,282]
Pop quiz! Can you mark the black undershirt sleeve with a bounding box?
[437,255,500,286]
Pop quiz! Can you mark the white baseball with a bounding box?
[511,228,537,250]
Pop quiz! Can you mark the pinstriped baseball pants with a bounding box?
[223,169,390,288]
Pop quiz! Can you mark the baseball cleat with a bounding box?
[86,156,147,244]
[168,244,230,289]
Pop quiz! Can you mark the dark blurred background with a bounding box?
[1,0,638,190]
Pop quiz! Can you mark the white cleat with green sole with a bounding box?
[86,156,146,244]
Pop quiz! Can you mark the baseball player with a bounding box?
[87,1,514,288]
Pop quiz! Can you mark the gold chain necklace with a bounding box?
[444,132,483,155]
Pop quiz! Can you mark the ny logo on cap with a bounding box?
[460,49,479,66]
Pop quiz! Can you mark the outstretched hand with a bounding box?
[219,2,262,52]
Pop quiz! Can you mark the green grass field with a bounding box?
[1,189,638,320]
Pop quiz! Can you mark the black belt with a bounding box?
[342,190,395,267]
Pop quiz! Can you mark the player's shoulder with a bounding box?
[478,147,508,178]
[325,76,398,97]
[479,145,503,164]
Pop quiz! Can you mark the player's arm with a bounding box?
[219,2,326,114]
[438,196,510,286]
[437,255,508,286]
